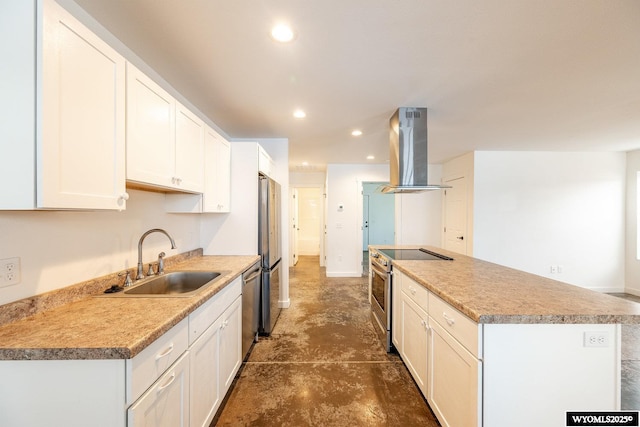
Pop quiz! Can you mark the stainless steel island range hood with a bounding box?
[379,107,449,193]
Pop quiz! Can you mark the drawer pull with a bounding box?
[442,313,455,326]
[155,343,174,360]
[156,372,176,393]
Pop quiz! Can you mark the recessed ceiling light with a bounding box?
[293,109,306,119]
[367,155,375,160]
[271,24,295,42]
[302,161,309,166]
[351,130,363,137]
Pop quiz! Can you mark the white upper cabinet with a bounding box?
[126,64,204,193]
[126,63,176,190]
[258,145,275,178]
[175,103,205,192]
[164,125,231,213]
[1,0,127,210]
[203,127,231,212]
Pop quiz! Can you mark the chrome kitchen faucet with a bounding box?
[136,229,176,280]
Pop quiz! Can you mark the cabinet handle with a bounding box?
[156,372,176,393]
[155,343,174,360]
[442,313,455,326]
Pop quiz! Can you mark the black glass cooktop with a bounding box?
[378,248,453,261]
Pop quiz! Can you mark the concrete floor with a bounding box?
[213,260,640,425]
[213,256,439,426]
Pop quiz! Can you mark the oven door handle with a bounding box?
[370,263,388,277]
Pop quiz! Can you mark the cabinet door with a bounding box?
[190,317,222,427]
[429,319,481,427]
[126,63,175,189]
[174,102,204,192]
[203,128,231,212]
[219,296,242,394]
[40,0,126,209]
[205,129,231,212]
[128,352,189,427]
[401,292,429,397]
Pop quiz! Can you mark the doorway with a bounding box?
[362,182,394,272]
[290,187,324,267]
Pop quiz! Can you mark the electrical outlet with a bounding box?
[584,331,609,347]
[0,257,21,288]
[550,265,558,274]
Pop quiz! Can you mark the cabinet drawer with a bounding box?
[400,272,429,313]
[126,317,189,405]
[128,351,190,427]
[429,293,479,357]
[189,276,241,345]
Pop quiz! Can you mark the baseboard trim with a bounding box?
[326,271,362,278]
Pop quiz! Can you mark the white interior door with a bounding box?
[363,182,394,247]
[444,176,468,255]
[297,188,322,256]
[362,195,370,250]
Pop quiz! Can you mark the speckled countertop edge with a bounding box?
[372,246,640,325]
[0,253,260,361]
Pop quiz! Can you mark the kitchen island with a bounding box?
[0,252,260,427]
[377,245,640,427]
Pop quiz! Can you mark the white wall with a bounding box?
[395,164,444,247]
[326,164,388,276]
[473,151,626,292]
[0,190,200,305]
[200,139,291,307]
[200,142,259,256]
[290,172,326,187]
[626,150,640,295]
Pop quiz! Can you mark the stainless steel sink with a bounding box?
[100,271,225,297]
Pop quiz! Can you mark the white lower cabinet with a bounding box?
[400,293,429,396]
[190,295,242,427]
[189,277,243,427]
[0,279,243,427]
[190,315,222,427]
[428,319,481,427]
[128,352,190,427]
[393,270,481,427]
[219,296,242,393]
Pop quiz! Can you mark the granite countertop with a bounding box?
[373,246,640,324]
[0,255,260,361]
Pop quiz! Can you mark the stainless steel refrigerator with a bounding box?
[258,173,282,335]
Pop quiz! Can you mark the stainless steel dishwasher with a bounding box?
[242,262,261,361]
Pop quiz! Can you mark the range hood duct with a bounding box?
[379,107,449,193]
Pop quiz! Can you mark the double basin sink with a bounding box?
[101,271,225,297]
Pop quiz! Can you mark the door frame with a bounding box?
[442,173,472,256]
[357,180,392,275]
[289,185,325,266]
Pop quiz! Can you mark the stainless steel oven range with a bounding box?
[369,247,453,352]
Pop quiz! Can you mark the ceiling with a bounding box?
[71,0,640,171]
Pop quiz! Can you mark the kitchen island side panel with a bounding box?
[483,323,620,427]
